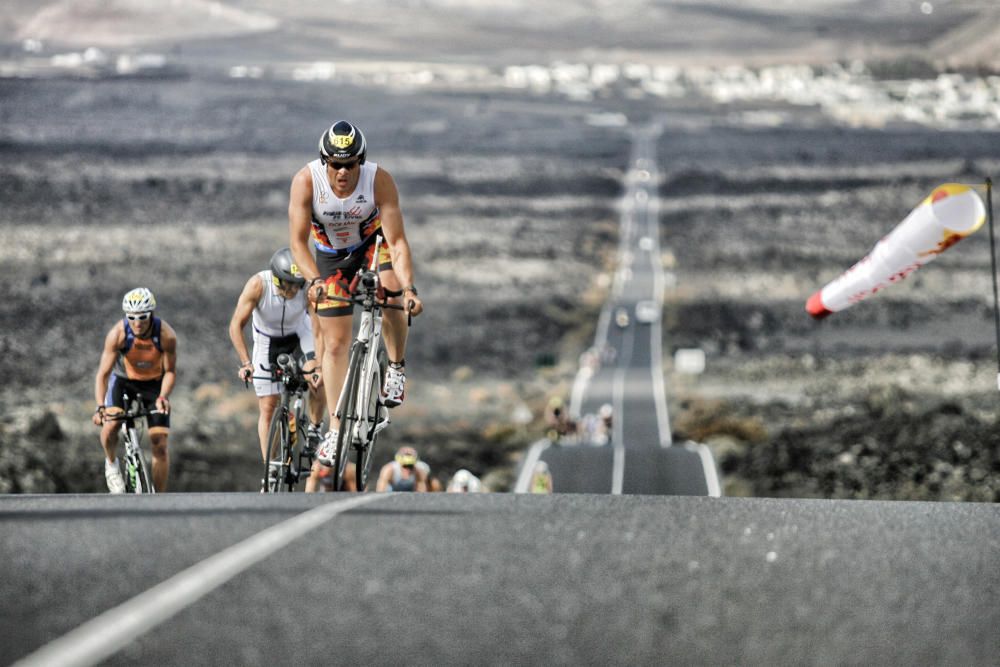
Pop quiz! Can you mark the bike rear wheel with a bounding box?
[333,344,365,491]
[263,409,292,493]
[355,345,388,491]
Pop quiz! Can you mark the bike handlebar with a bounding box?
[103,408,164,421]
[247,354,316,389]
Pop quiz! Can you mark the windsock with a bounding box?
[806,183,986,319]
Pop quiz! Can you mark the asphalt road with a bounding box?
[521,124,718,496]
[4,493,997,666]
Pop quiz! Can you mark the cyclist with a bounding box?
[375,446,430,492]
[530,461,553,494]
[287,120,424,467]
[446,468,483,493]
[92,288,177,493]
[309,460,357,493]
[545,396,576,442]
[229,247,325,469]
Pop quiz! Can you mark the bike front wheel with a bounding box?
[263,409,291,493]
[355,345,388,492]
[122,427,154,494]
[333,345,365,491]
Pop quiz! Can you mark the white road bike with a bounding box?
[328,236,411,491]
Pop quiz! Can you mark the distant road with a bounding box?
[517,124,719,496]
[4,494,998,666]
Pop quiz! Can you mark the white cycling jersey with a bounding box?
[308,159,381,254]
[251,270,314,343]
[250,270,315,397]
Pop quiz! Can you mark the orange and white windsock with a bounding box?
[806,183,986,319]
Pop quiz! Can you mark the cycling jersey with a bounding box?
[114,316,164,382]
[309,159,381,255]
[251,270,315,343]
[105,376,170,432]
[387,460,429,492]
[250,270,315,397]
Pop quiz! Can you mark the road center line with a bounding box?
[611,325,633,495]
[13,494,382,667]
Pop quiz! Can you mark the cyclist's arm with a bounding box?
[375,167,423,315]
[94,324,123,409]
[415,463,429,492]
[375,462,393,492]
[157,322,178,413]
[229,275,263,376]
[288,167,324,302]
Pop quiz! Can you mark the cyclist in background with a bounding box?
[229,248,325,466]
[311,461,357,493]
[530,461,553,494]
[447,469,483,493]
[287,120,424,467]
[375,446,430,492]
[92,288,177,493]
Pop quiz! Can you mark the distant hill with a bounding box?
[4,0,997,69]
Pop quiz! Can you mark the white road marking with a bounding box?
[610,324,633,495]
[13,495,382,667]
[692,441,723,497]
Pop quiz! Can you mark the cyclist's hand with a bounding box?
[302,362,322,389]
[156,396,171,414]
[238,363,253,383]
[308,278,327,306]
[92,407,105,427]
[404,293,423,317]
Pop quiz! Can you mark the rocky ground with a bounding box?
[2,1,999,500]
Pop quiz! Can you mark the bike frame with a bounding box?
[113,392,155,494]
[331,235,397,490]
[255,354,313,492]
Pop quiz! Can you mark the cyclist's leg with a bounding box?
[149,432,169,492]
[316,307,353,430]
[101,375,127,462]
[307,383,326,427]
[315,252,363,432]
[305,459,323,492]
[292,344,325,441]
[376,242,407,365]
[252,328,283,457]
[142,378,171,491]
[257,395,279,460]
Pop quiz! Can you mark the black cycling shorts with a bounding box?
[105,374,170,430]
[315,238,393,318]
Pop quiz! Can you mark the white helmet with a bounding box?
[122,287,156,314]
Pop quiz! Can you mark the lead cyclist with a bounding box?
[288,120,424,466]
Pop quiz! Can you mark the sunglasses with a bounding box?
[327,159,359,171]
[127,312,151,321]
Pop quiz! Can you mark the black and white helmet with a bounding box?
[318,120,367,164]
[122,287,156,314]
[269,247,305,287]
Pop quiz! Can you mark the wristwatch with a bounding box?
[404,285,418,296]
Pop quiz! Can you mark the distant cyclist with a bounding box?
[229,247,325,467]
[92,288,177,493]
[530,461,553,494]
[287,120,424,467]
[446,469,483,493]
[375,446,430,492]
